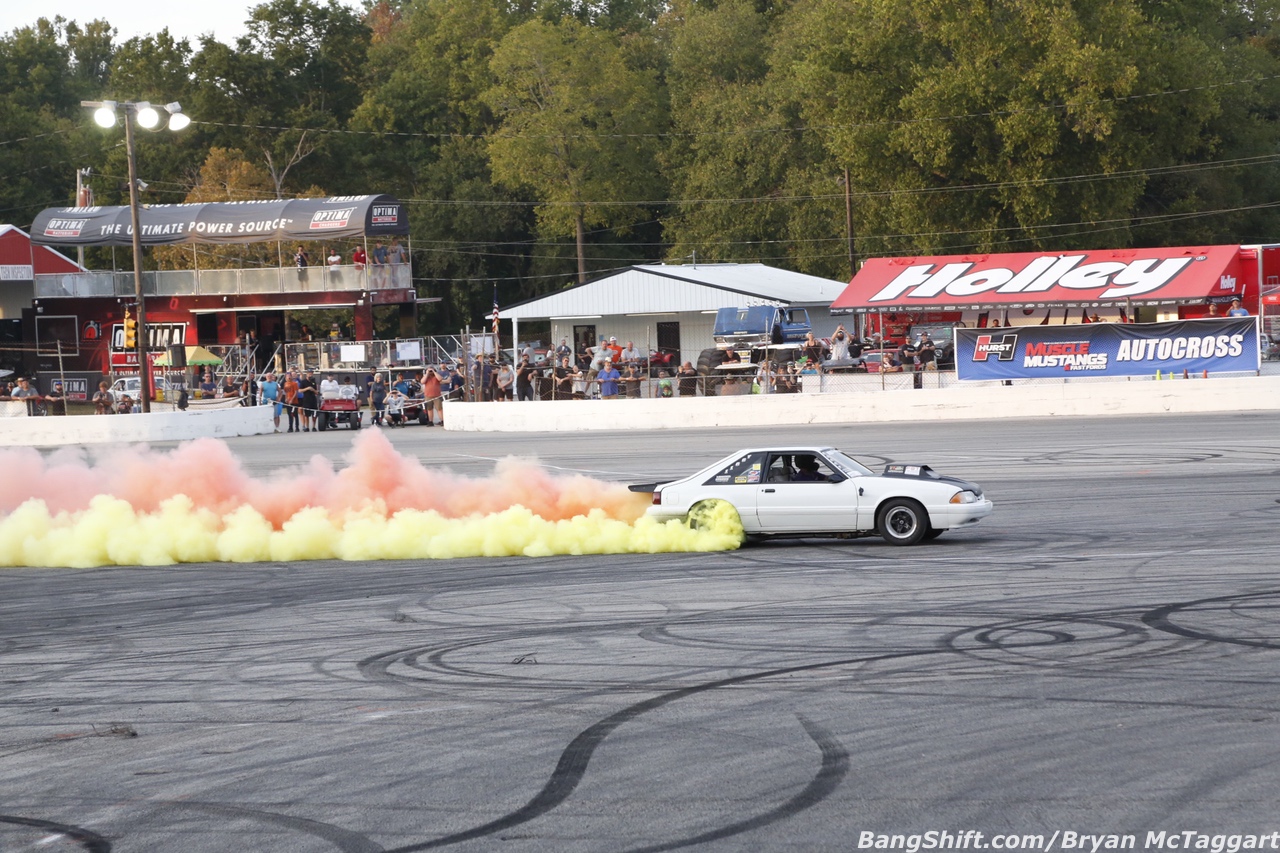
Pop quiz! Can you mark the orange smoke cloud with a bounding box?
[0,431,743,567]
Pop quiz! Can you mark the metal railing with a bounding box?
[34,263,412,299]
[278,335,464,375]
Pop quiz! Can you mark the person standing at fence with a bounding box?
[917,335,937,371]
[294,245,310,284]
[1227,297,1249,317]
[623,363,643,398]
[553,356,575,400]
[92,381,114,415]
[420,366,443,425]
[352,244,367,273]
[372,241,389,287]
[260,372,282,433]
[283,371,300,432]
[298,371,318,432]
[897,338,919,371]
[387,239,406,283]
[598,359,621,400]
[514,355,536,402]
[494,362,515,401]
[370,374,388,425]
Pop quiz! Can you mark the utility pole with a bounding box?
[75,168,92,270]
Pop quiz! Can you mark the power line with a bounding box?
[182,71,1280,143]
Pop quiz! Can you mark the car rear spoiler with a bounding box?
[628,482,669,493]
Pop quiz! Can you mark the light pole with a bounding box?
[81,100,191,413]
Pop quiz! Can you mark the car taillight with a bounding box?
[652,491,662,505]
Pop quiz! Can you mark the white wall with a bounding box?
[443,375,1280,432]
[542,312,717,368]
[0,404,275,447]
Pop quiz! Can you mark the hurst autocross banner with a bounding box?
[955,318,1259,381]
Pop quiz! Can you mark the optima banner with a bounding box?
[955,318,1259,381]
[30,195,409,247]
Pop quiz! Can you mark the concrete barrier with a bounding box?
[443,375,1280,432]
[0,404,275,447]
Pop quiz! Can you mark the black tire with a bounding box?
[695,348,728,396]
[316,412,328,431]
[418,410,429,426]
[352,413,362,430]
[878,498,929,546]
[685,500,744,544]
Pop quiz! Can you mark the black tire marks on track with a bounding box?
[0,814,112,852]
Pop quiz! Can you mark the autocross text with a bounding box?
[856,831,1280,853]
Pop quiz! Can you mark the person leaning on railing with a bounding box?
[677,361,698,397]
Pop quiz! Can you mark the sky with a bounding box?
[0,0,363,46]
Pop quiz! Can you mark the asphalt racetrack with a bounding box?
[3,413,1279,852]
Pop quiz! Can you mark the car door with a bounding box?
[753,452,860,533]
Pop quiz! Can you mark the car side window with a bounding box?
[768,453,840,483]
[703,451,767,486]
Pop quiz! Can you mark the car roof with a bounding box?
[717,447,838,456]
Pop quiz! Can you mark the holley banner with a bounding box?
[955,318,1259,381]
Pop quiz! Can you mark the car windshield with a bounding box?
[824,449,875,477]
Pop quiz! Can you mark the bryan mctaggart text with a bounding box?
[857,831,1280,853]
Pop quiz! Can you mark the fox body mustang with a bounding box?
[631,447,993,545]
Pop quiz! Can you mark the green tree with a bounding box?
[661,0,844,277]
[0,18,117,225]
[483,17,667,282]
[775,0,1227,256]
[187,0,371,197]
[350,0,529,330]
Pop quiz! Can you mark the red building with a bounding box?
[0,225,84,366]
[24,195,414,376]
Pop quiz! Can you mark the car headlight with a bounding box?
[949,490,979,504]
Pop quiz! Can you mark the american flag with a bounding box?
[491,287,500,337]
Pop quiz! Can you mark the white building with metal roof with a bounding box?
[501,263,849,365]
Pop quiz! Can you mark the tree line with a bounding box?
[4,0,1280,333]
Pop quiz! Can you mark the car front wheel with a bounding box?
[878,498,928,546]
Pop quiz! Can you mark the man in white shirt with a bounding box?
[319,374,341,399]
[619,341,644,367]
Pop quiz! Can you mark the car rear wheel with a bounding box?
[685,499,745,544]
[878,498,928,546]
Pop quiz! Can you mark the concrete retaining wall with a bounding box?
[0,404,275,447]
[443,376,1280,432]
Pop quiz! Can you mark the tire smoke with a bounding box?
[0,431,744,567]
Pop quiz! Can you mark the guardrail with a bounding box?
[34,263,411,298]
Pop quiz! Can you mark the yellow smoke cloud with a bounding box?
[0,433,744,567]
